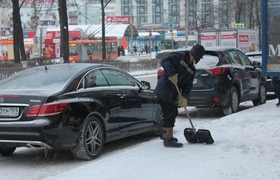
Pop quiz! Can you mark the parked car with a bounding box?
[245,51,274,95]
[157,46,267,115]
[0,63,162,160]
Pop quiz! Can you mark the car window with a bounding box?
[246,54,262,64]
[218,52,231,65]
[228,50,241,65]
[236,50,253,66]
[85,72,97,88]
[100,69,136,86]
[247,54,262,61]
[196,54,219,67]
[78,69,109,89]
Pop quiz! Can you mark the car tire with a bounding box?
[222,86,239,116]
[252,83,267,106]
[0,147,16,156]
[72,116,104,160]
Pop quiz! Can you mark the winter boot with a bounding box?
[164,138,183,148]
[160,128,178,142]
[162,127,183,148]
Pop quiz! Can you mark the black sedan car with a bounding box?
[157,46,267,115]
[0,63,162,160]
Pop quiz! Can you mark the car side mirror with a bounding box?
[252,61,261,68]
[141,81,151,89]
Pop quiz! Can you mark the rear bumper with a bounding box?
[188,89,228,107]
[0,119,79,149]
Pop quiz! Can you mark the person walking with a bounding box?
[145,44,148,54]
[133,45,137,56]
[154,44,205,148]
[271,76,280,107]
[155,44,158,54]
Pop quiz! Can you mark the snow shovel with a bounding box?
[174,84,214,144]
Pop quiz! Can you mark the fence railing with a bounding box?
[0,58,161,81]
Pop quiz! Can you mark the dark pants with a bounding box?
[159,99,178,127]
[272,77,280,102]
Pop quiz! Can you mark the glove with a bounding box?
[178,97,188,107]
[168,74,178,85]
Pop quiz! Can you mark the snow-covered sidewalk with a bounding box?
[45,99,280,180]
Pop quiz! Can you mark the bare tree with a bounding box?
[234,0,261,28]
[101,0,112,60]
[12,0,27,63]
[216,1,235,28]
[247,0,261,28]
[58,0,69,63]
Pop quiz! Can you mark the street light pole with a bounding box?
[149,29,152,70]
[130,1,134,56]
[185,0,189,48]
[168,2,174,51]
[170,16,174,51]
[101,0,106,60]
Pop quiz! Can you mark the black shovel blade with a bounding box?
[184,128,214,144]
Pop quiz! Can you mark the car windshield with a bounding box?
[246,53,262,64]
[0,66,74,90]
[196,54,219,67]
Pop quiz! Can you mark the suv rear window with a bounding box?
[196,54,219,67]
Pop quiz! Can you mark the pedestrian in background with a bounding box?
[154,44,205,148]
[145,44,148,54]
[133,45,137,56]
[271,76,280,107]
[155,44,158,54]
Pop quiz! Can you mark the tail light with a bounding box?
[26,102,69,117]
[205,67,228,75]
[157,69,164,78]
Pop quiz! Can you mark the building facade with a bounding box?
[0,0,260,56]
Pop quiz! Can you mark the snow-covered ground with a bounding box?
[42,98,280,180]
[1,69,279,180]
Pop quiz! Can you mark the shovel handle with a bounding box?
[174,83,196,133]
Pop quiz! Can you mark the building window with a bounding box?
[121,0,131,16]
[168,1,180,27]
[189,0,197,28]
[152,0,163,24]
[136,0,147,26]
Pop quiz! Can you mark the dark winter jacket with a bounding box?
[154,51,196,105]
[271,76,280,99]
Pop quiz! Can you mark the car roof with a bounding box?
[176,46,240,52]
[29,63,117,73]
[43,63,113,69]
[245,51,262,56]
[156,46,243,59]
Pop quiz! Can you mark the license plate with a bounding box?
[193,78,197,85]
[0,107,20,117]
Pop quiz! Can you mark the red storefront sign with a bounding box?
[201,35,216,40]
[238,35,249,42]
[24,0,58,3]
[106,16,130,23]
[221,34,236,39]
[23,31,35,38]
[45,30,81,39]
